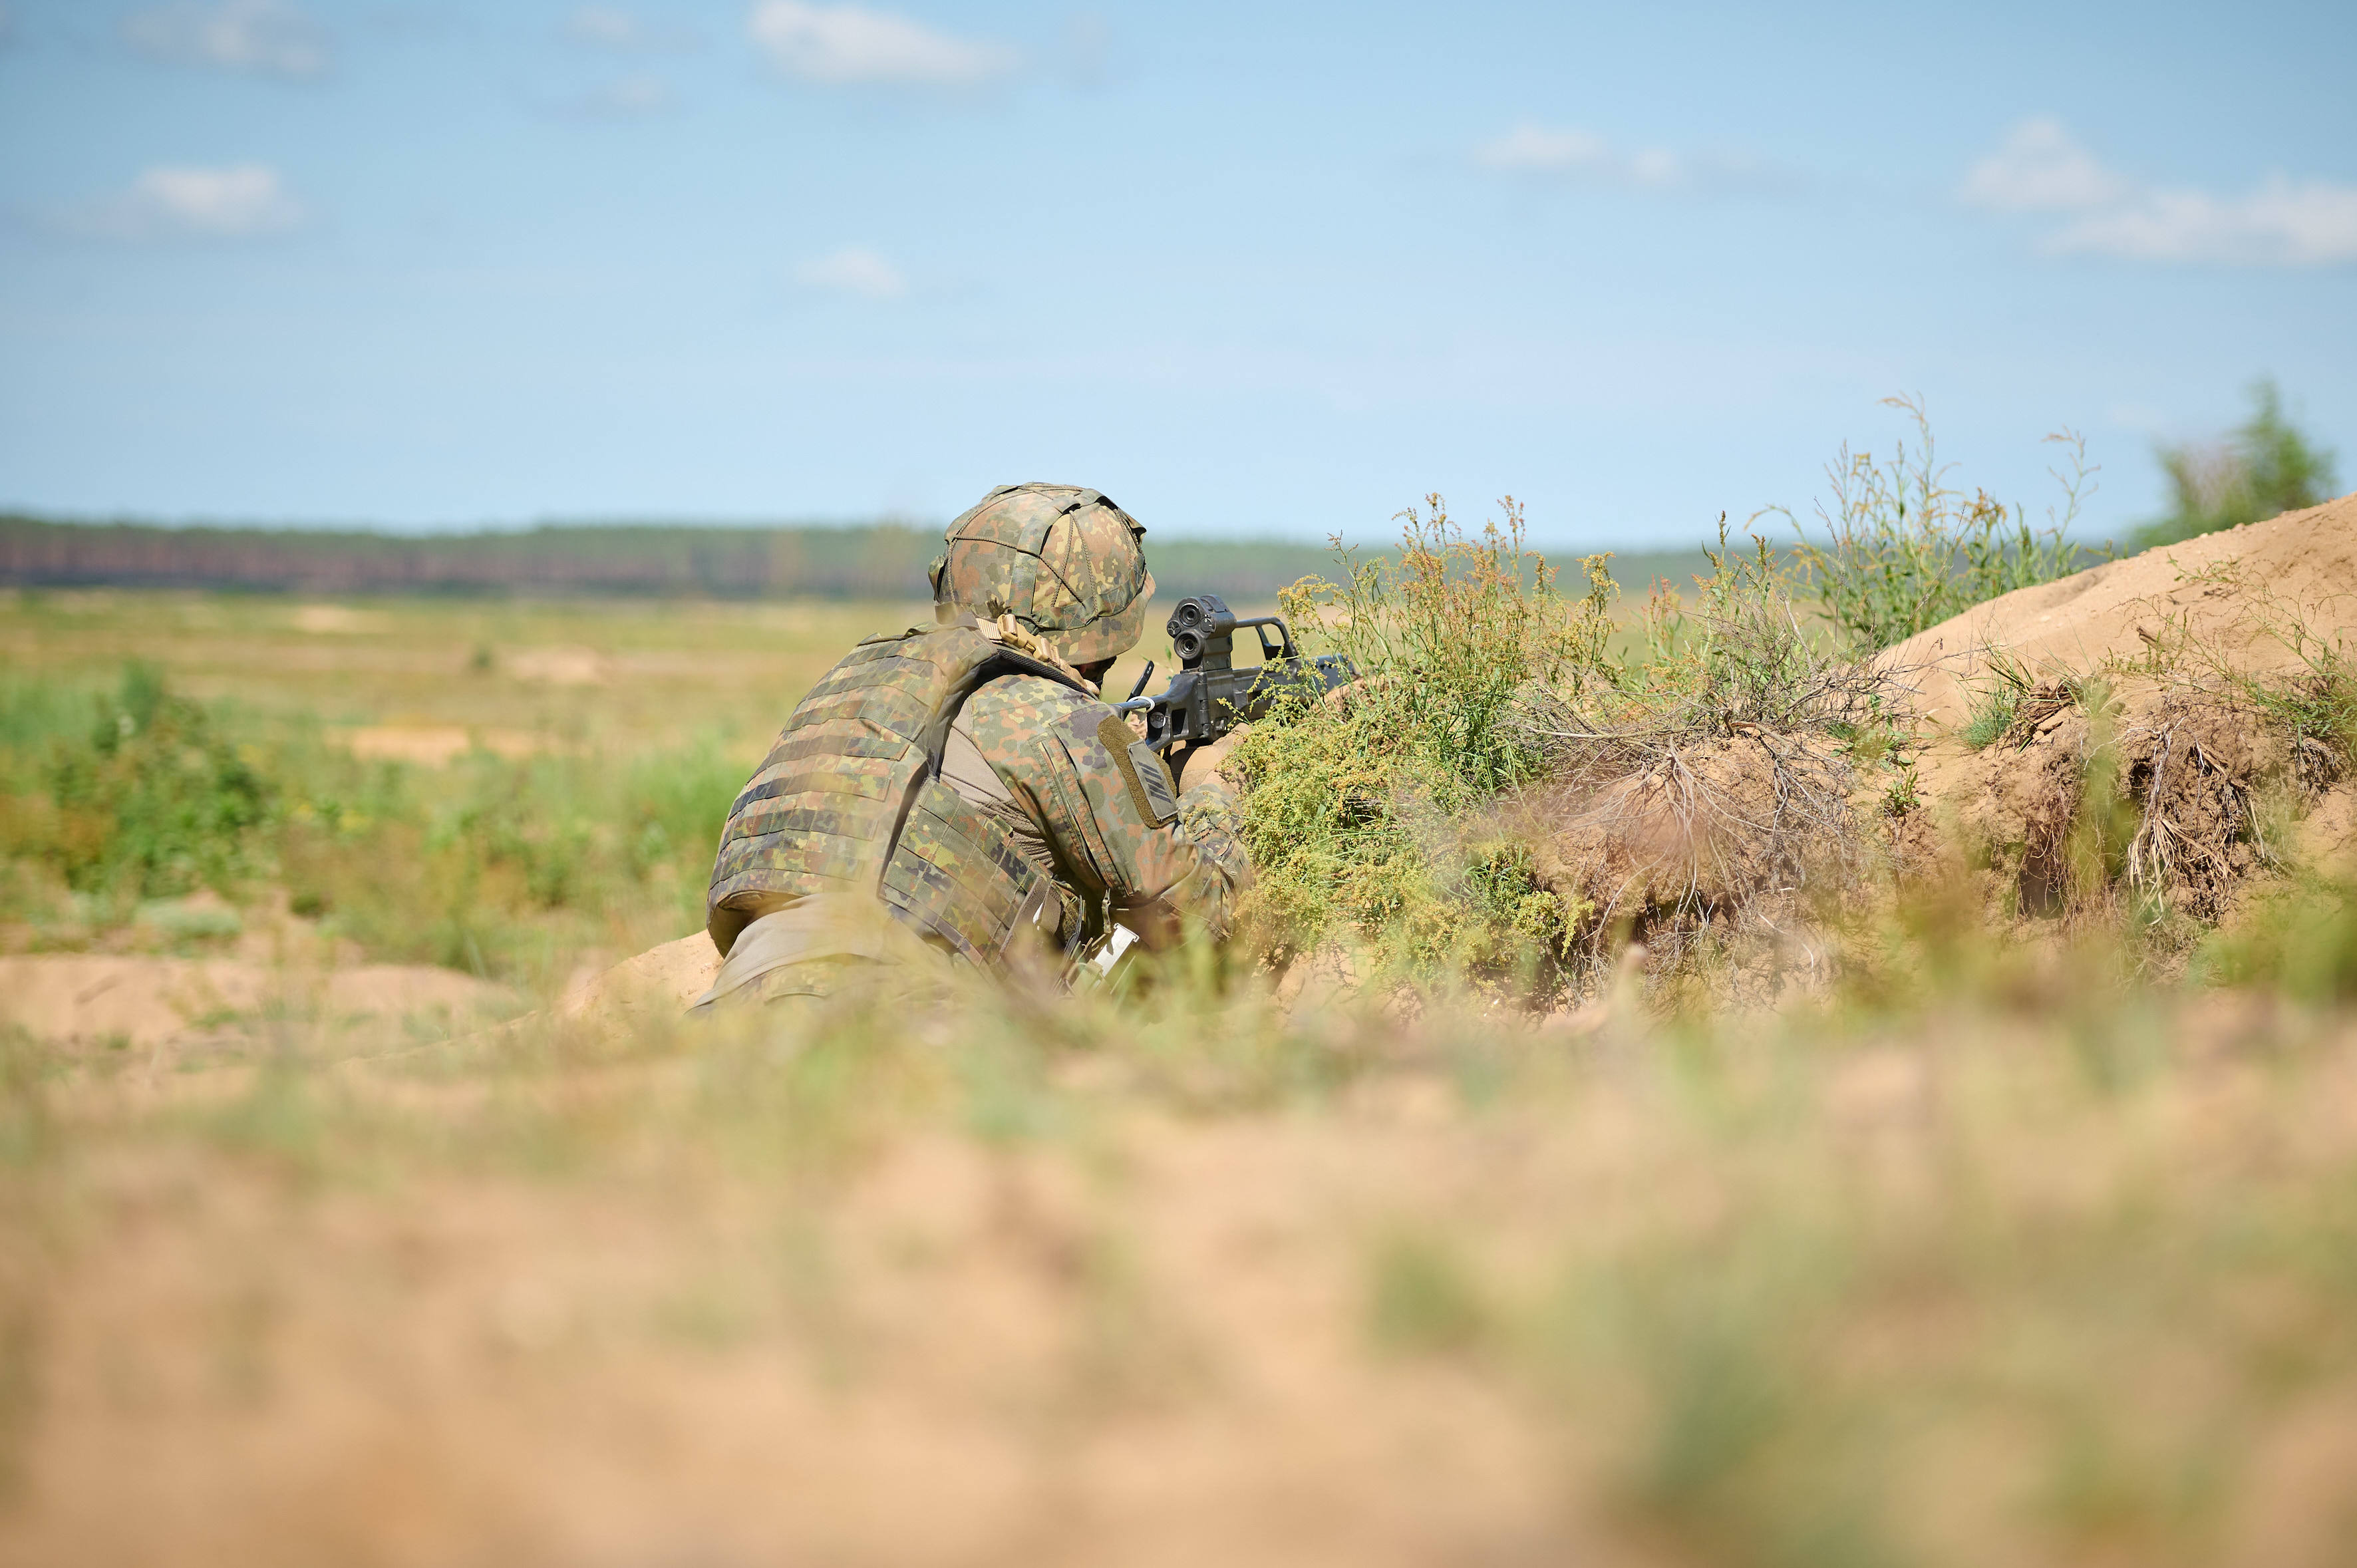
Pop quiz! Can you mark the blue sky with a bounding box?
[1,0,2352,547]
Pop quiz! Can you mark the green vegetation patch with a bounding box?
[2137,378,2340,549]
[1784,396,2105,655]
[1,662,273,900]
[0,663,738,985]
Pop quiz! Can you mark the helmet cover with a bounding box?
[929,483,1154,665]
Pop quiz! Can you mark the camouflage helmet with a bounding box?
[929,483,1154,665]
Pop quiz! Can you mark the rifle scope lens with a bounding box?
[1173,629,1205,661]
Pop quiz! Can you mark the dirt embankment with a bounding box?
[1887,491,2357,731]
[1888,491,2357,919]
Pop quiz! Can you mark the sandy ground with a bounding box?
[1885,490,2357,728]
[0,1087,1585,1568]
[333,726,550,765]
[0,893,523,1052]
[553,931,720,1021]
[4,999,2354,1568]
[0,955,512,1050]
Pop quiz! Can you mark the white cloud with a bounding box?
[1476,124,1611,174]
[1964,116,2357,267]
[1062,11,1108,86]
[747,1,1017,86]
[796,245,906,299]
[1626,147,1685,189]
[71,164,307,240]
[1475,122,1789,195]
[122,0,328,78]
[1960,116,2125,212]
[2048,177,2357,266]
[565,5,695,51]
[567,5,643,47]
[573,73,675,116]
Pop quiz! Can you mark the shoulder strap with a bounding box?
[879,643,1095,895]
[915,649,1088,774]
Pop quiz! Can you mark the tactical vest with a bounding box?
[706,625,1090,969]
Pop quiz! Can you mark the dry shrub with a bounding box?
[1954,677,2291,933]
[1944,563,2326,930]
[1507,734,1857,968]
[1503,528,1912,988]
[2121,695,2275,921]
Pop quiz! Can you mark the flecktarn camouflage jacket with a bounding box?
[701,623,1250,1000]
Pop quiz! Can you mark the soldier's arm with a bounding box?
[966,677,1253,947]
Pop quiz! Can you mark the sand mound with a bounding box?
[553,933,720,1026]
[1887,490,2357,729]
[291,603,388,635]
[1882,492,2357,924]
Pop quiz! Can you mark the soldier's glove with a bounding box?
[1176,726,1248,794]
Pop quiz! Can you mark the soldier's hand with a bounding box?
[1177,727,1247,793]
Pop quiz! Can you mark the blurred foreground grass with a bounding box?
[5,587,2357,1564]
[3,937,2357,1564]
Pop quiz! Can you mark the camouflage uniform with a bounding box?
[695,484,1251,1010]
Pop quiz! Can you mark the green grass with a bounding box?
[0,663,740,981]
[0,592,836,985]
[1784,396,2106,654]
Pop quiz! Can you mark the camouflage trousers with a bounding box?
[688,892,955,1015]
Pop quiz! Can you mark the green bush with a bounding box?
[2135,379,2340,549]
[2191,875,2357,1001]
[1,663,275,899]
[0,667,740,981]
[1227,498,1603,976]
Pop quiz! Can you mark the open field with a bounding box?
[8,500,2357,1565]
[0,589,936,760]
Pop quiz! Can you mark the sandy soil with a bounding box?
[0,1087,1585,1568]
[504,645,610,686]
[1885,490,2357,729]
[291,604,391,635]
[553,931,720,1021]
[4,1007,2353,1568]
[335,726,549,765]
[0,953,518,1050]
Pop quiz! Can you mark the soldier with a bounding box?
[693,482,1252,1011]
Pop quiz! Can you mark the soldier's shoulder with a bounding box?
[969,670,1105,724]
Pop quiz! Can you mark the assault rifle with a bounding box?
[1111,593,1354,751]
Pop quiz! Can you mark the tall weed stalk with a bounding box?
[1786,396,2104,653]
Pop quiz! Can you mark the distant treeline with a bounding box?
[0,516,1359,602]
[0,514,1713,605]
